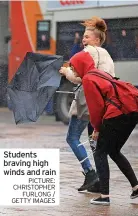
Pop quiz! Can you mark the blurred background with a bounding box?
[0,0,138,124]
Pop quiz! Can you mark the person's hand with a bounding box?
[59,67,68,76]
[92,130,99,141]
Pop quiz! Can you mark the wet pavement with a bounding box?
[0,108,138,216]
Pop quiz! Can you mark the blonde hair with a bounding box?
[81,16,107,45]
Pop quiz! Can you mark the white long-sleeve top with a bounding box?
[84,45,115,77]
[64,45,115,84]
[66,45,115,119]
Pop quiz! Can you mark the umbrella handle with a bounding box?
[56,91,74,94]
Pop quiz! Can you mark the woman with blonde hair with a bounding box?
[60,16,115,193]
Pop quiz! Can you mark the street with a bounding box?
[0,108,138,216]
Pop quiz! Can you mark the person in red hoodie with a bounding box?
[69,50,138,205]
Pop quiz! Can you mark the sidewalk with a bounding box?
[0,108,138,216]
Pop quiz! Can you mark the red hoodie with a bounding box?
[70,51,128,131]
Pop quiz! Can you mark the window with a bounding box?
[37,21,51,50]
[57,22,84,61]
[57,18,138,61]
[103,18,138,61]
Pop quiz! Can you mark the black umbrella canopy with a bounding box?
[7,52,63,124]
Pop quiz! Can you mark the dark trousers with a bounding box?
[94,112,138,195]
[88,122,94,137]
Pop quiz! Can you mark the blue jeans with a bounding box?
[66,115,92,173]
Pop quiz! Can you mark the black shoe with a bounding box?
[78,170,98,192]
[130,188,138,199]
[87,181,100,193]
[90,196,110,206]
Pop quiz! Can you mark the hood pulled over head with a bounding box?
[70,51,95,78]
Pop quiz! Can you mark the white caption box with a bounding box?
[0,149,59,206]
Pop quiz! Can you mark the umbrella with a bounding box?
[7,52,63,124]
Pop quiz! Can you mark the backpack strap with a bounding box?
[88,71,120,98]
[94,46,100,69]
[73,84,82,92]
[88,71,124,112]
[95,83,122,111]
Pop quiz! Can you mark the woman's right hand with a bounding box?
[92,130,99,141]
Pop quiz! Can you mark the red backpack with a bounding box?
[89,71,138,114]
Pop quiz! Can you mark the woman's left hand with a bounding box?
[59,67,68,76]
[92,130,99,141]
